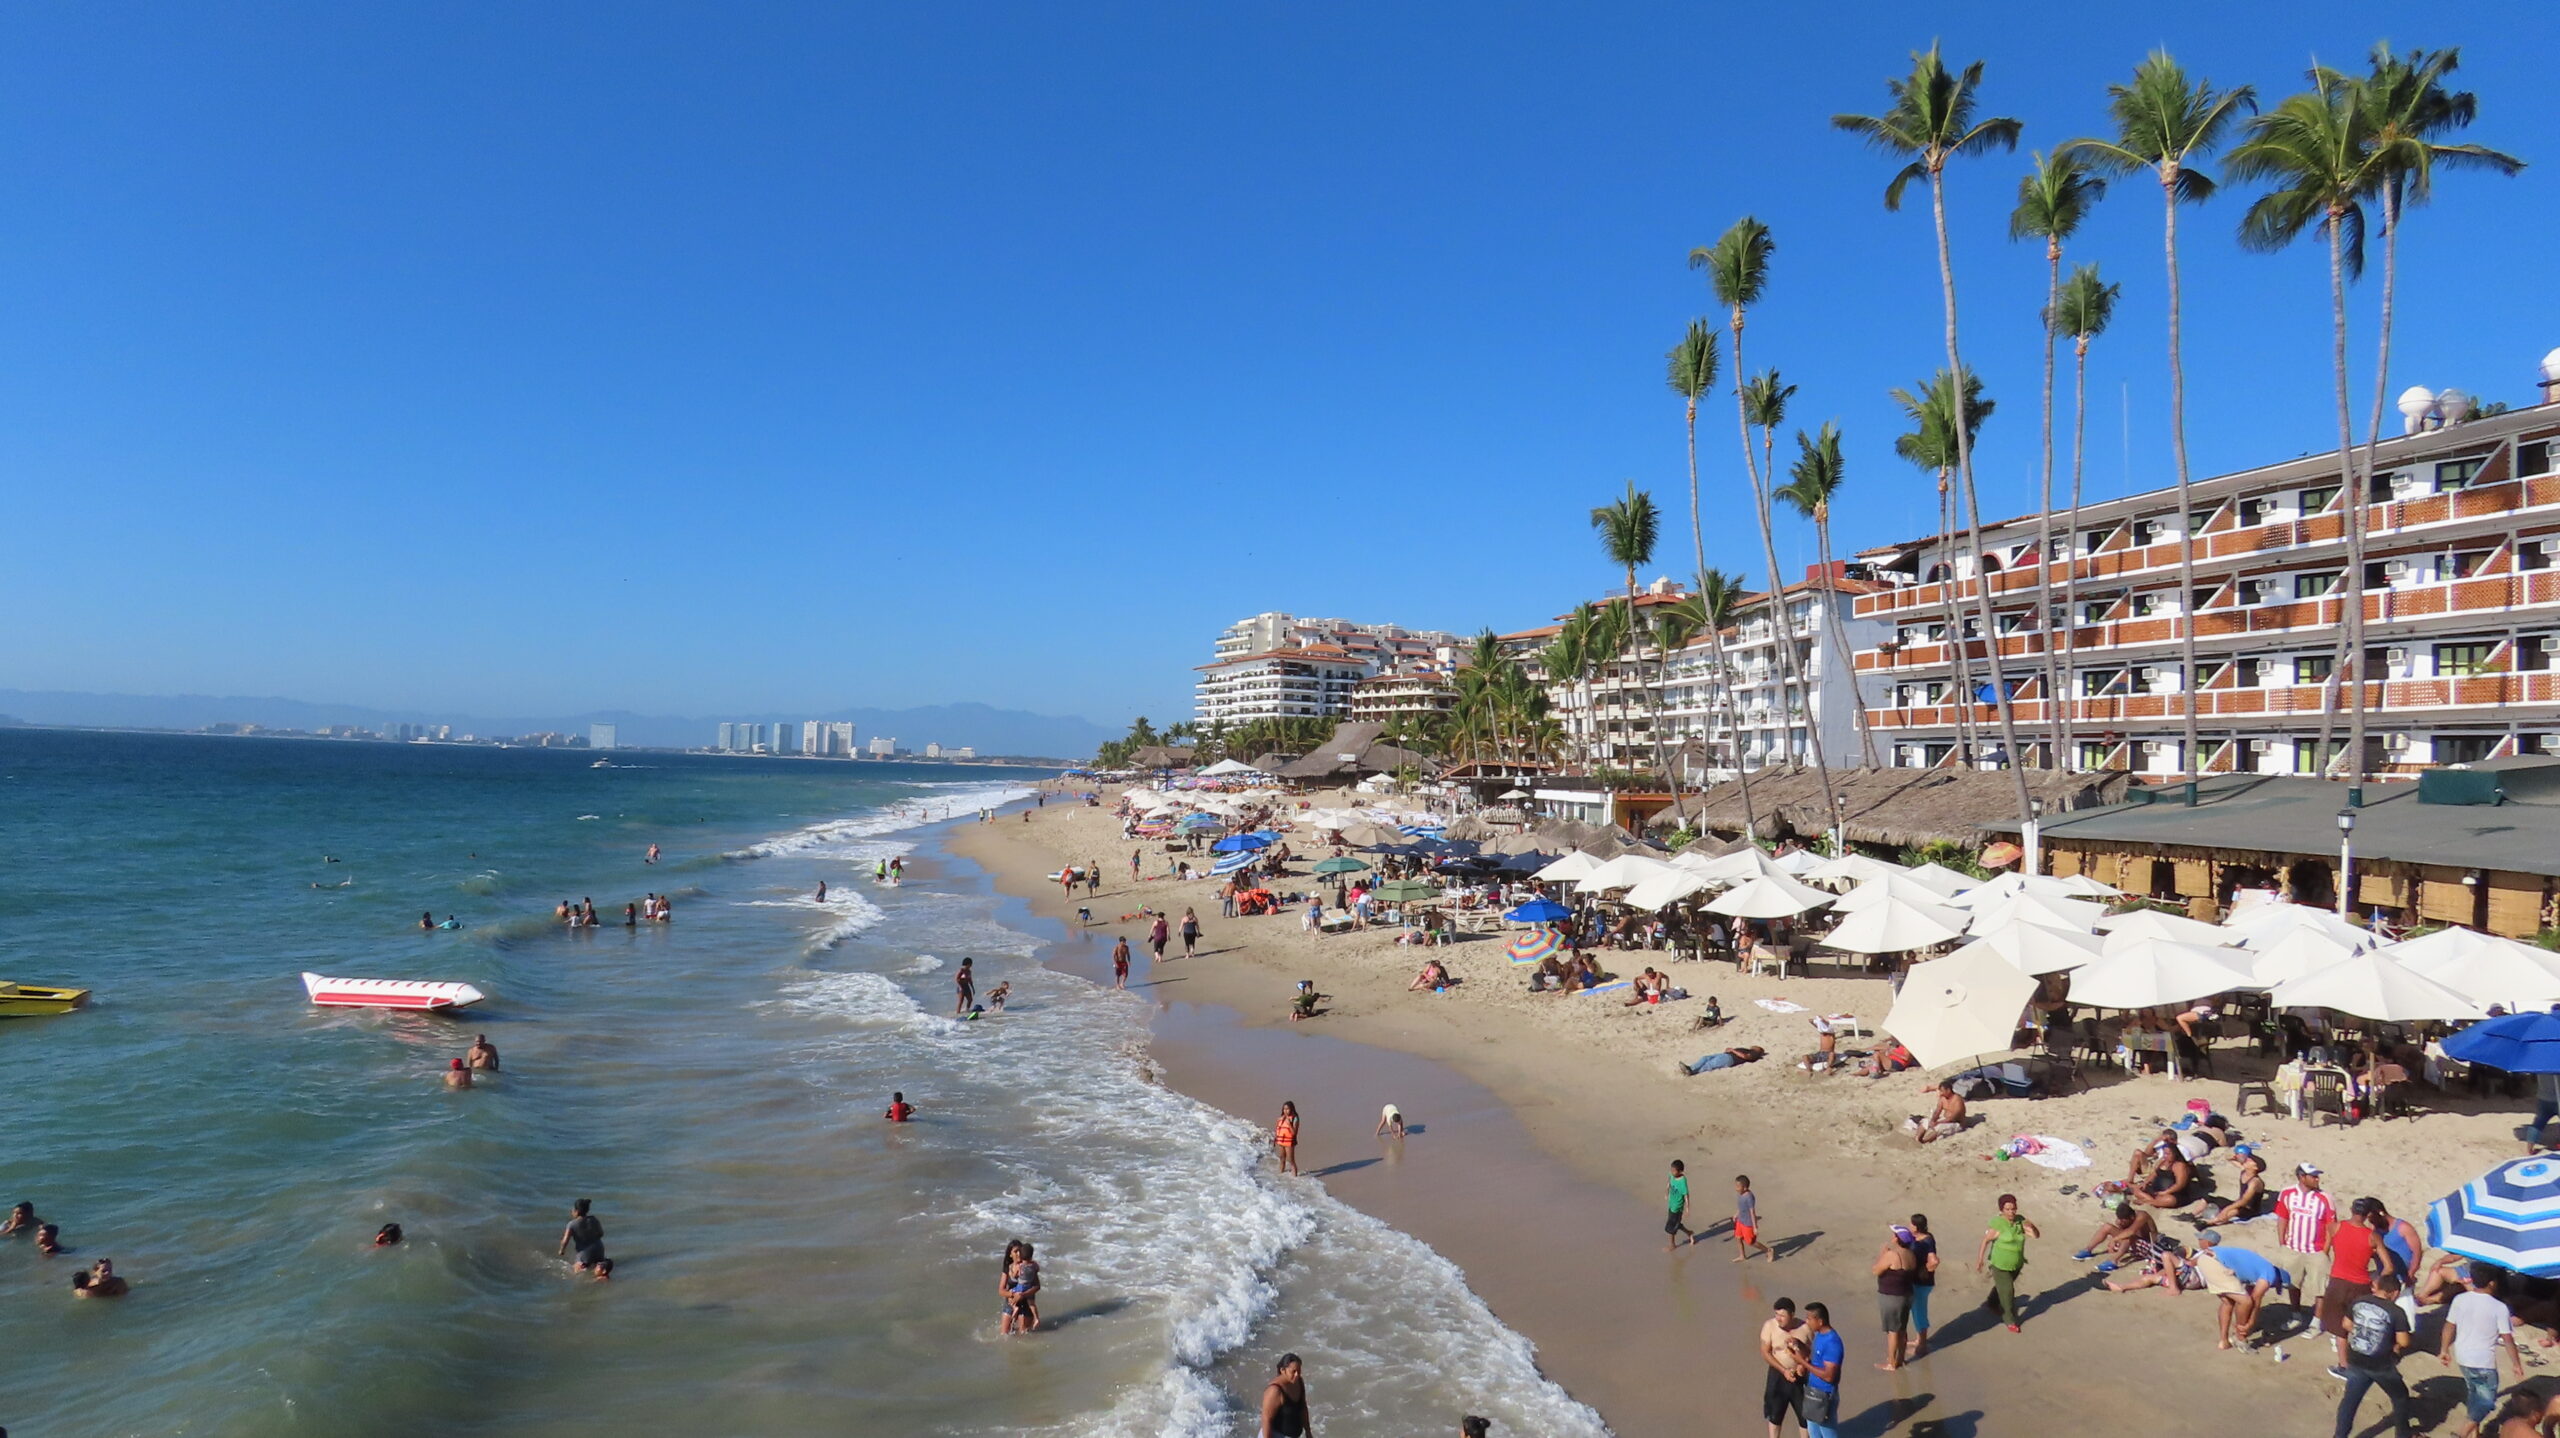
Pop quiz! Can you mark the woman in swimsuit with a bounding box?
[1274,1102,1301,1176]
[1261,1353,1310,1438]
[1002,1242,1042,1334]
[2,1201,36,1237]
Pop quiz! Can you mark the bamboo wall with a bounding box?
[2040,839,2554,939]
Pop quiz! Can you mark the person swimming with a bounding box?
[886,1092,915,1122]
[2,1201,36,1237]
[420,911,436,930]
[559,1199,606,1271]
[374,1223,403,1247]
[444,1059,473,1089]
[35,1223,61,1256]
[437,916,462,930]
[74,1260,126,1297]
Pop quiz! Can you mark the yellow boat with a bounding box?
[0,983,91,1017]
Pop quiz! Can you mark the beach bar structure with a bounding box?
[1979,756,2560,938]
[1848,357,2560,777]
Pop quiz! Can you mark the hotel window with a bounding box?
[2449,548,2495,579]
[2301,483,2341,513]
[2238,496,2276,526]
[2437,457,2487,491]
[2436,734,2499,765]
[2129,593,2159,617]
[2080,528,2111,555]
[2522,540,2554,573]
[2080,669,2120,697]
[2370,470,2401,503]
[2293,740,2333,774]
[2077,741,2113,770]
[2522,442,2554,477]
[2295,572,2340,598]
[2130,519,2161,546]
[2434,642,2495,677]
[2081,598,2114,623]
[2295,654,2334,684]
[2233,657,2264,686]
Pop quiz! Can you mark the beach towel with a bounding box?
[1570,981,1631,998]
[2007,1136,2090,1171]
[1754,998,1808,1014]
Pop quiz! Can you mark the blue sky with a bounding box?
[2,3,2552,727]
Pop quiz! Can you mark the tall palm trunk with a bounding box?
[2350,185,2404,780]
[2062,334,2092,771]
[2160,166,2206,778]
[1755,418,1839,793]
[2327,207,2369,789]
[1686,397,1758,835]
[1814,507,1879,766]
[1730,331,1837,824]
[2036,234,2065,770]
[1927,167,2037,820]
[1935,476,1980,763]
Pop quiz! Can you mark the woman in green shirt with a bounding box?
[1974,1193,2040,1331]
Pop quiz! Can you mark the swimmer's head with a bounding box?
[572,1199,592,1217]
[375,1224,403,1246]
[591,1258,613,1281]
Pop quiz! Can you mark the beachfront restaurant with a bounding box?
[1980,758,2560,939]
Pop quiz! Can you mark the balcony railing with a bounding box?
[1862,671,2560,730]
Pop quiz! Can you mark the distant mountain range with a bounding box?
[0,689,1112,760]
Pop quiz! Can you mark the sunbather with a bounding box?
[1903,1082,1970,1144]
[1677,1046,1767,1077]
[2075,1203,2158,1266]
[2191,1150,2268,1228]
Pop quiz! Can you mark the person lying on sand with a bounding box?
[1676,1047,1766,1077]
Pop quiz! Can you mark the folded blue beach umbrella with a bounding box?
[2443,1010,2560,1073]
[2429,1155,2560,1277]
[1210,833,1273,853]
[1505,898,1573,924]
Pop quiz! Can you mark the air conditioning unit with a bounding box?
[2247,738,2273,753]
[2384,647,2409,667]
[2383,734,2413,752]
[2542,734,2560,753]
[2383,560,2412,578]
[2540,636,2560,655]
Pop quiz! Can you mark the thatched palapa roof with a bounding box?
[1651,766,2133,849]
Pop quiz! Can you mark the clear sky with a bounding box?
[3,3,2552,727]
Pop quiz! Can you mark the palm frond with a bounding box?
[1665,320,1720,401]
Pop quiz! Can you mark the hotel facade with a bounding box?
[1849,360,2560,777]
[1193,612,1463,730]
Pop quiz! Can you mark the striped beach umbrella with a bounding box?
[1505,928,1565,965]
[2428,1156,2560,1277]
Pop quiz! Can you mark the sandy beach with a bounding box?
[948,783,2552,1437]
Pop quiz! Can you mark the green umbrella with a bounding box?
[1372,879,1439,902]
[1312,857,1372,875]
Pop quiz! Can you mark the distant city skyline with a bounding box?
[1,5,2550,725]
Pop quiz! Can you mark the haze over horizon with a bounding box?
[3,3,2552,725]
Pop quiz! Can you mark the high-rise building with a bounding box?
[1194,612,1463,729]
[1849,358,2560,776]
[589,723,618,750]
[829,721,856,756]
[716,722,738,752]
[867,736,898,758]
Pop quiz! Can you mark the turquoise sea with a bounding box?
[0,729,1605,1437]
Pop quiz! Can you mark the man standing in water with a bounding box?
[954,957,976,1015]
[558,1199,606,1273]
[1111,935,1131,989]
[1260,1353,1310,1438]
[466,1035,499,1071]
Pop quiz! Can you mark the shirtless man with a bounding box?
[2074,1202,2158,1266]
[1759,1297,1810,1437]
[443,1059,473,1089]
[1906,1082,1968,1144]
[466,1035,500,1072]
[82,1259,128,1297]
[954,958,976,1016]
[645,843,660,865]
[558,1199,606,1272]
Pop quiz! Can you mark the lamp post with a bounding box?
[1830,792,1848,858]
[2335,808,2358,920]
[2024,796,2045,877]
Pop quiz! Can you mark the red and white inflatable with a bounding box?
[301,972,487,1011]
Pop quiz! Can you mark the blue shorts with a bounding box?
[2463,1365,2500,1421]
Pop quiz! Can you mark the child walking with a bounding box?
[1733,1174,1775,1262]
[1666,1160,1695,1250]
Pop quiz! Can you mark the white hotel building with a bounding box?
[1848,355,2560,776]
[1193,612,1462,729]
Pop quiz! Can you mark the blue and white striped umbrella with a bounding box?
[1211,851,1258,877]
[2428,1156,2560,1276]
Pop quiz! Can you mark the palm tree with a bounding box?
[1777,421,1877,767]
[1540,622,1589,769]
[1667,321,1722,596]
[1590,483,1666,782]
[2227,76,2384,784]
[1891,369,1996,769]
[2010,151,2106,766]
[1682,573,1759,838]
[1584,598,1630,775]
[2050,263,2121,771]
[2063,52,2254,780]
[1649,602,1702,815]
[1834,43,2028,818]
[1739,369,1839,794]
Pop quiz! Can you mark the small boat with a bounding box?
[590,759,613,768]
[301,972,486,1011]
[0,983,91,1018]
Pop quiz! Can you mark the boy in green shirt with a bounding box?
[1667,1160,1695,1250]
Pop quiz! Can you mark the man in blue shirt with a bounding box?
[1799,1301,1844,1438]
[2196,1231,2290,1350]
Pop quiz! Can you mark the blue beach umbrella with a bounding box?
[1505,898,1573,924]
[1212,851,1258,876]
[2428,1156,2560,1277]
[1211,833,1273,854]
[1177,813,1222,831]
[2443,1010,2560,1073]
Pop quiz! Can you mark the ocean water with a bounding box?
[0,730,1605,1437]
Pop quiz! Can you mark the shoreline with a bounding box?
[941,788,2556,1436]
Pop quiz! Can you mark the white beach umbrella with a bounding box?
[2054,873,2124,899]
[1300,808,1356,829]
[1884,947,2039,1069]
[1575,853,1678,894]
[2096,908,2234,947]
[1901,862,1978,899]
[1532,851,1604,884]
[1705,873,1837,920]
[1197,758,1259,776]
[2223,903,2378,951]
[1945,871,2093,911]
[1770,848,1827,876]
[1837,873,1971,914]
[2385,929,2560,1011]
[1625,868,1716,912]
[1806,851,1909,886]
[1966,891,2105,936]
[1680,846,1792,884]
[2067,939,2261,1009]
[2270,950,2487,1023]
[1821,894,1969,955]
[1946,925,2107,976]
[2241,927,2361,987]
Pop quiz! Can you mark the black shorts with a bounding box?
[1665,1207,1688,1235]
[1762,1369,1804,1426]
[575,1244,606,1268]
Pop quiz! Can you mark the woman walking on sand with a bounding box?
[1274,1102,1301,1176]
[1975,1193,2040,1333]
[1180,907,1201,959]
